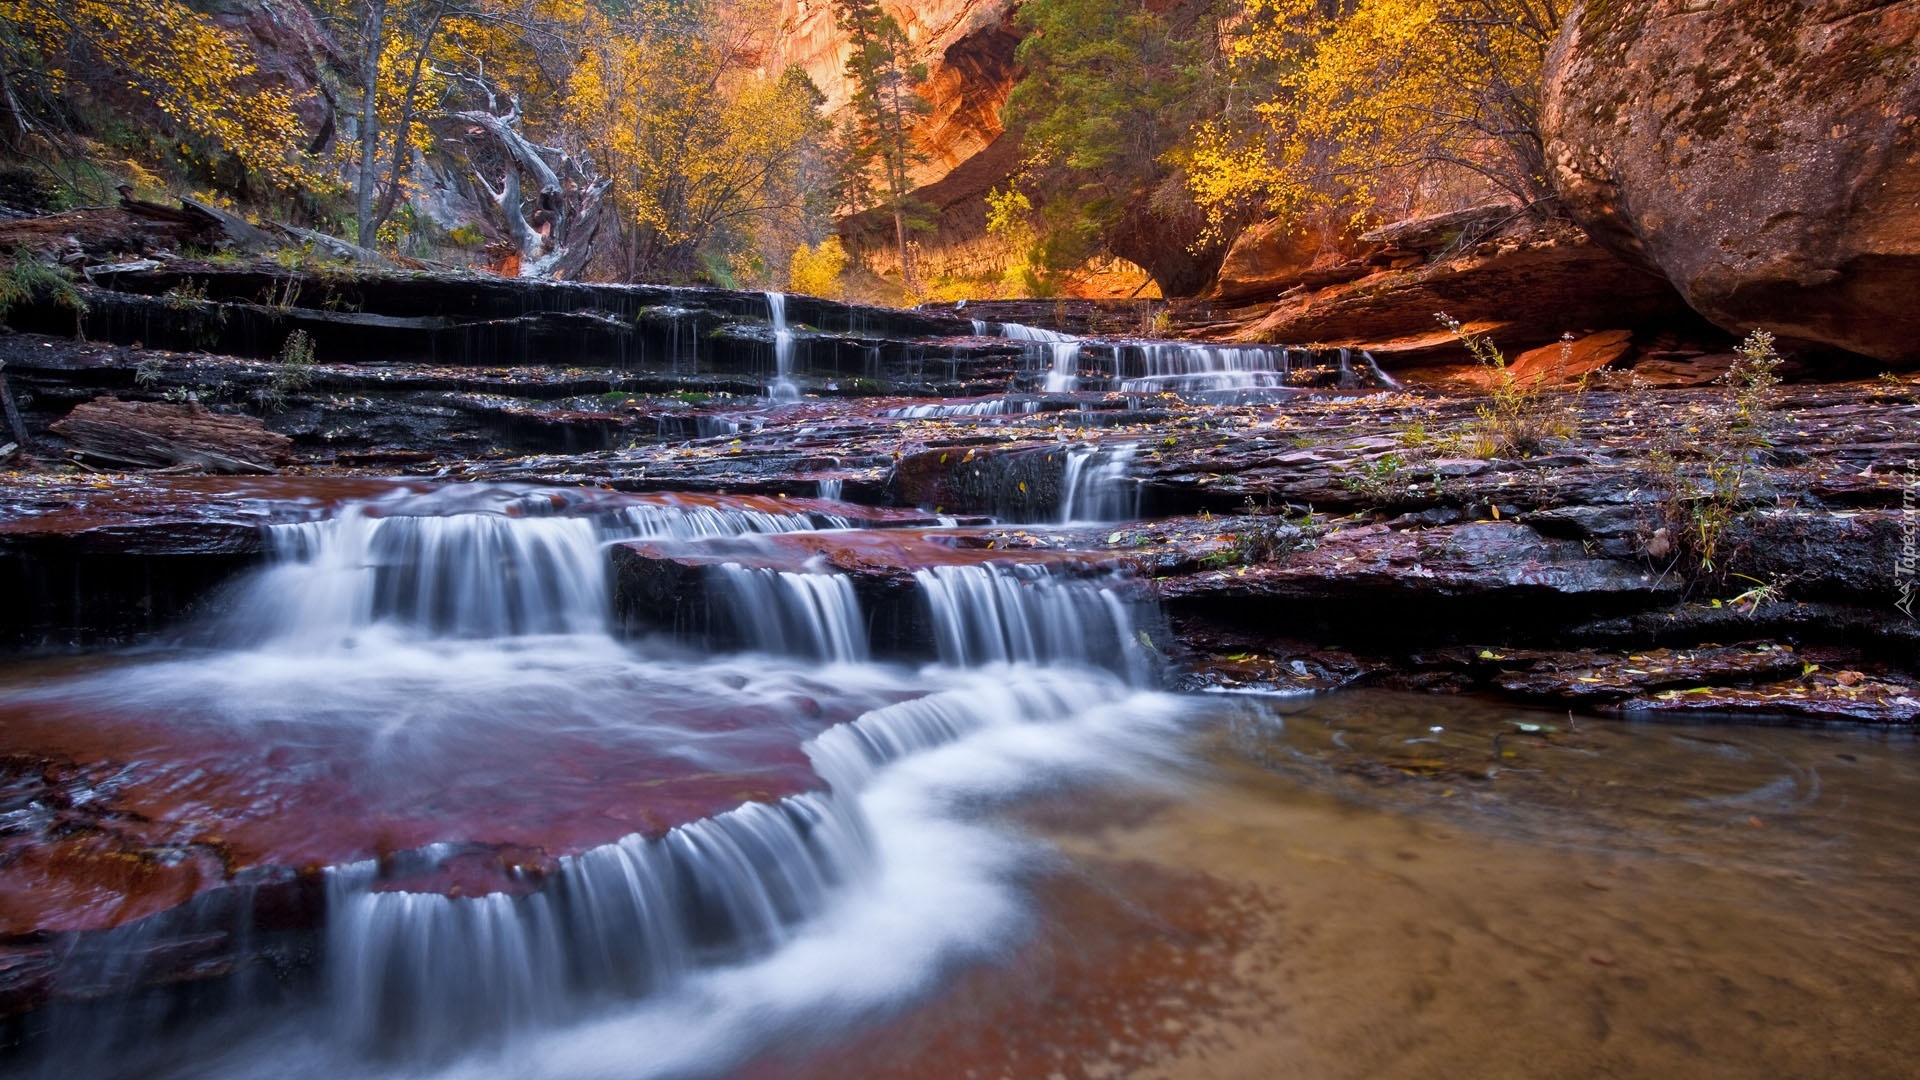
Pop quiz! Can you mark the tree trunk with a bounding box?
[893,207,912,293]
[456,102,608,279]
[354,0,389,248]
[368,4,447,243]
[50,398,292,474]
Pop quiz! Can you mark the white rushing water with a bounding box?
[1118,343,1297,394]
[990,321,1082,393]
[713,564,869,663]
[765,291,801,404]
[6,483,1188,1080]
[1058,443,1141,523]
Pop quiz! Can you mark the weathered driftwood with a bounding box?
[49,397,291,474]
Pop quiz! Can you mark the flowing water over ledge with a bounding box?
[2,479,1917,1078]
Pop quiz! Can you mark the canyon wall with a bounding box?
[769,0,1025,280]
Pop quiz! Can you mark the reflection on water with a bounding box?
[759,690,1920,1080]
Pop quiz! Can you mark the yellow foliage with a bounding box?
[788,237,848,298]
[985,186,1046,295]
[0,0,316,188]
[563,1,828,277]
[1185,0,1556,235]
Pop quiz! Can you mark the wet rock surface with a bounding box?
[2,259,1917,1036]
[6,374,1912,717]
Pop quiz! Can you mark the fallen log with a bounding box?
[49,397,291,474]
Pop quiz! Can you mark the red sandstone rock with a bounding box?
[1542,0,1920,365]
[1234,219,1690,361]
[1208,215,1374,303]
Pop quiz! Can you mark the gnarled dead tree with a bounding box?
[449,85,609,280]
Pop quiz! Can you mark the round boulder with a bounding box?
[1542,0,1920,365]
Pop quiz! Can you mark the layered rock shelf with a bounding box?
[2,258,1916,1036]
[3,265,1914,718]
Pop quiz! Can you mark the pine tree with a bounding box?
[831,0,929,291]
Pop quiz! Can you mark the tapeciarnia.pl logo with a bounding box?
[1899,462,1917,619]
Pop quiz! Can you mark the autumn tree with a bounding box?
[0,0,312,196]
[1000,0,1238,297]
[831,0,928,291]
[1185,0,1561,236]
[564,0,832,281]
[313,0,591,249]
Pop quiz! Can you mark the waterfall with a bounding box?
[1,461,1194,1078]
[1059,443,1140,523]
[1361,349,1401,389]
[610,500,847,542]
[913,563,1154,682]
[712,565,869,663]
[1118,343,1295,394]
[806,671,1138,791]
[1044,341,1081,392]
[255,511,612,641]
[327,789,870,1057]
[992,322,1082,392]
[236,493,851,646]
[882,397,1040,418]
[816,478,843,500]
[765,292,800,404]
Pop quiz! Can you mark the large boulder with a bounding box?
[1542,0,1920,365]
[1208,215,1374,303]
[1235,217,1690,360]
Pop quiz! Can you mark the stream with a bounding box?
[1,476,1916,1078]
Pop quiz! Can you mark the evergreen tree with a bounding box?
[831,0,929,291]
[1003,0,1238,296]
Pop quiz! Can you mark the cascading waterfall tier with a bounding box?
[986,321,1082,392]
[882,397,1041,419]
[1058,443,1141,523]
[712,564,869,663]
[239,492,850,643]
[765,291,800,404]
[1118,343,1298,394]
[1,476,1181,1077]
[914,563,1155,683]
[328,789,870,1056]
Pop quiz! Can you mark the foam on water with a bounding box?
[3,482,1187,1079]
[145,666,1189,1080]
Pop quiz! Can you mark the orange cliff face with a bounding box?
[768,1,1026,283]
[768,0,1021,189]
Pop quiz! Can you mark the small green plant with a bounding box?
[260,273,304,311]
[0,254,88,324]
[1726,573,1784,617]
[164,278,212,308]
[134,357,166,387]
[255,329,315,412]
[448,221,487,249]
[1721,328,1783,442]
[1338,452,1405,503]
[1396,417,1433,449]
[1647,329,1787,579]
[1436,313,1577,458]
[271,243,314,271]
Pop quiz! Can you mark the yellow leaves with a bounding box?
[788,238,847,299]
[5,0,317,188]
[1191,0,1553,225]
